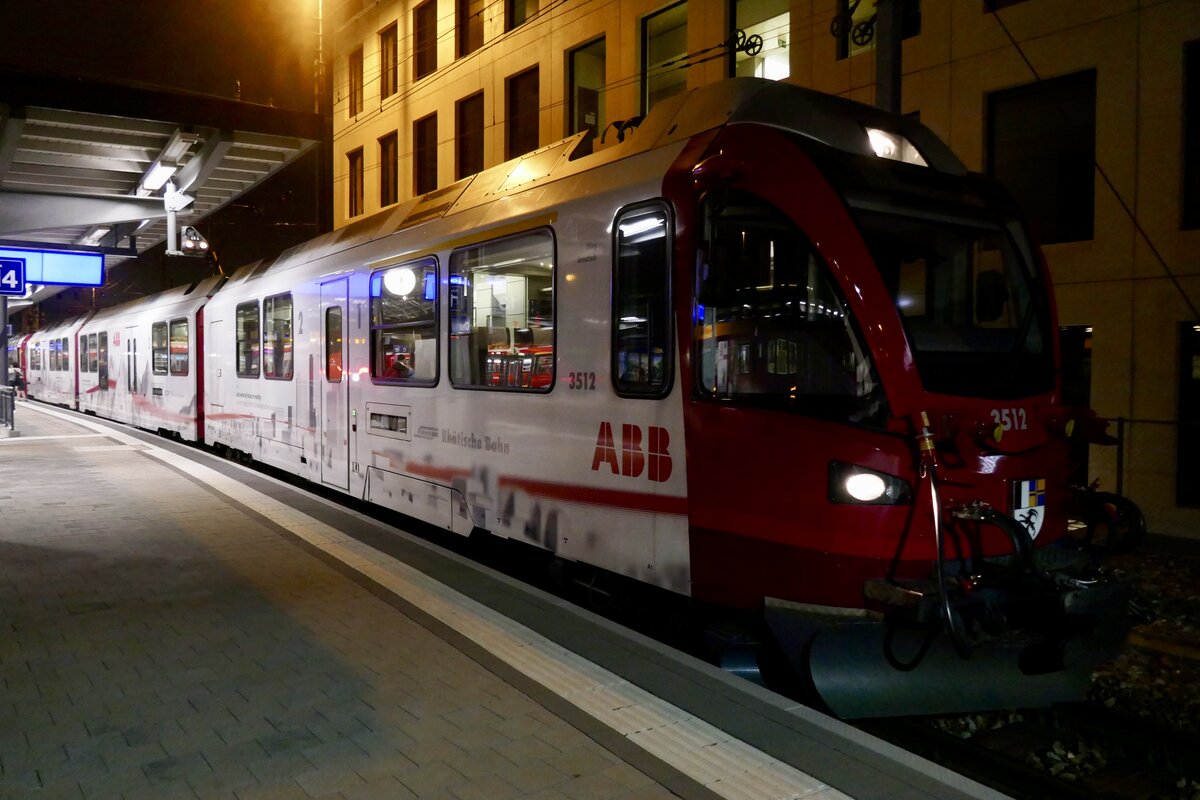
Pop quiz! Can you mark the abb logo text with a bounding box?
[591,422,672,482]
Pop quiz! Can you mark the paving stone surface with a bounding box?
[0,407,683,800]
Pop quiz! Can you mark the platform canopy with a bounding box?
[0,68,322,311]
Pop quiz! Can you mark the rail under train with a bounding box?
[12,78,1131,719]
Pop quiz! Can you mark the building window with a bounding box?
[987,70,1096,245]
[613,203,672,396]
[836,0,920,60]
[415,113,438,195]
[1179,322,1200,505]
[371,258,439,384]
[506,66,540,160]
[456,92,484,180]
[263,293,294,380]
[642,1,688,115]
[458,0,484,58]
[449,229,555,390]
[568,37,605,157]
[730,0,788,80]
[348,148,364,218]
[1184,40,1200,230]
[380,132,398,207]
[415,0,438,80]
[348,46,363,116]
[506,0,539,31]
[380,23,398,99]
[169,318,189,376]
[236,301,260,378]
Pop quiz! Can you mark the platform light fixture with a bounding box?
[135,129,199,196]
[138,161,178,194]
[79,226,110,247]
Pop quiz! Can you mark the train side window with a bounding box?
[31,344,40,371]
[449,230,555,391]
[326,307,344,383]
[169,318,189,376]
[152,322,169,375]
[88,333,98,373]
[613,203,672,396]
[695,190,881,423]
[60,338,68,371]
[78,336,88,373]
[263,293,294,380]
[236,301,261,378]
[370,257,437,385]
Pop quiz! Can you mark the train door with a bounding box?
[125,323,138,424]
[208,318,224,410]
[320,279,349,490]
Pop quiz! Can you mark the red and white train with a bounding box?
[13,78,1128,718]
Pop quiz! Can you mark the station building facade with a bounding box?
[327,0,1200,538]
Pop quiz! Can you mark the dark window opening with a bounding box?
[506,66,540,160]
[1179,322,1200,506]
[568,37,605,157]
[415,0,438,79]
[348,148,364,218]
[415,113,439,195]
[380,131,398,207]
[987,70,1096,244]
[380,23,398,98]
[348,46,364,116]
[1184,41,1200,229]
[458,0,484,57]
[456,92,484,180]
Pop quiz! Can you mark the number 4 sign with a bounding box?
[0,258,25,296]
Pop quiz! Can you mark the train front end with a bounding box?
[670,81,1130,718]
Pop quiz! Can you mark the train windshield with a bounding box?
[694,190,885,425]
[855,209,1054,399]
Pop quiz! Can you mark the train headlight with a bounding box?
[864,127,928,167]
[828,461,912,505]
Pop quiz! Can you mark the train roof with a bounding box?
[80,274,226,326]
[225,78,965,286]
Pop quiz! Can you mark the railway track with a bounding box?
[860,703,1200,800]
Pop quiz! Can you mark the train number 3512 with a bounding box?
[991,407,1028,431]
[568,371,597,390]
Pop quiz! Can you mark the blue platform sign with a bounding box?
[0,247,104,287]
[0,257,25,296]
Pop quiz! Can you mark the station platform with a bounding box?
[0,401,1009,800]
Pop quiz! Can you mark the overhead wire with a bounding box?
[989,8,1199,320]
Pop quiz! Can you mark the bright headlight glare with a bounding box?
[845,473,887,502]
[828,461,912,505]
